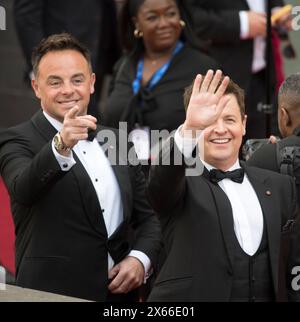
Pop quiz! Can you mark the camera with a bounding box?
[242,138,280,161]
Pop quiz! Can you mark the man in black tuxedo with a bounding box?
[147,70,300,301]
[0,33,161,301]
[247,73,300,204]
[184,0,290,139]
[13,0,121,118]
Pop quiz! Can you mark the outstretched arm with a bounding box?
[148,70,230,213]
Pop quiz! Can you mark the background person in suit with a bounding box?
[247,73,300,204]
[184,0,292,139]
[0,33,161,302]
[13,0,121,119]
[147,70,300,301]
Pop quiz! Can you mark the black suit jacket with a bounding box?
[147,136,300,301]
[0,111,161,301]
[247,134,300,206]
[184,0,283,90]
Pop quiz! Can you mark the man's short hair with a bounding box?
[31,33,92,77]
[183,76,245,119]
[278,73,300,112]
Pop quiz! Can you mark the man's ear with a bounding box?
[90,73,96,95]
[281,107,291,126]
[242,115,247,136]
[31,78,41,99]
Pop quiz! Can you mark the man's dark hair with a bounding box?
[278,73,300,114]
[31,33,92,77]
[183,76,245,119]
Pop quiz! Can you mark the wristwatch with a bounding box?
[53,132,71,152]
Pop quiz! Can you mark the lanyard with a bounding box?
[132,41,184,95]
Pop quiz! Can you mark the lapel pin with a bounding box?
[266,190,272,196]
[109,145,114,149]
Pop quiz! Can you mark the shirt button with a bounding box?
[95,179,98,182]
[83,151,86,155]
[63,164,68,169]
[102,209,105,213]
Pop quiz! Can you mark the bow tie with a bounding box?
[209,168,245,184]
[87,129,97,141]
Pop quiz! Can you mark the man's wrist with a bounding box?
[181,123,204,138]
[53,132,71,156]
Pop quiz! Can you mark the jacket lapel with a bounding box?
[202,169,236,272]
[31,110,57,141]
[96,126,132,220]
[71,152,108,237]
[244,165,281,290]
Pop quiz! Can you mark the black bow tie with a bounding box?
[209,168,245,184]
[87,129,97,141]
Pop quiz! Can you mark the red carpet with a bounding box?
[0,177,15,275]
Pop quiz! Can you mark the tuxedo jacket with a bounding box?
[184,0,283,90]
[0,111,161,301]
[147,137,300,301]
[247,133,300,207]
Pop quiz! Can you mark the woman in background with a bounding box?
[103,0,218,161]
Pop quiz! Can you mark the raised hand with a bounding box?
[182,70,230,134]
[60,106,97,149]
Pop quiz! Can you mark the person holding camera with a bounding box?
[247,73,300,205]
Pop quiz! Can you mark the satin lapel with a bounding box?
[96,126,132,220]
[244,165,281,288]
[71,152,108,237]
[31,110,57,141]
[202,169,236,271]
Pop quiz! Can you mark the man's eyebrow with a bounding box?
[47,75,62,80]
[72,73,85,78]
[224,114,238,118]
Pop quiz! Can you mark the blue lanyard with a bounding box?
[132,41,184,95]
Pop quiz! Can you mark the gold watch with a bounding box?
[53,132,71,152]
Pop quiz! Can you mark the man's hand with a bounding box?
[108,256,145,294]
[269,135,278,144]
[60,106,97,149]
[247,11,267,38]
[272,6,293,31]
[181,70,230,136]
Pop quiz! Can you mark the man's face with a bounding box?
[202,94,246,170]
[32,49,95,122]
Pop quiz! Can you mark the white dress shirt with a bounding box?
[174,126,264,256]
[43,111,151,275]
[239,0,266,73]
